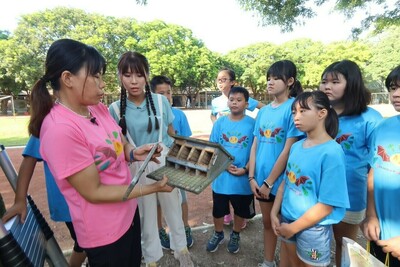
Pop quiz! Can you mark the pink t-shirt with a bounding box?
[40,102,137,248]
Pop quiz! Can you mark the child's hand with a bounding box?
[276,223,295,240]
[360,215,380,241]
[250,180,261,198]
[227,165,246,176]
[258,184,271,200]
[376,236,400,261]
[271,213,281,236]
[2,201,27,224]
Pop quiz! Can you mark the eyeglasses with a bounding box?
[216,78,231,83]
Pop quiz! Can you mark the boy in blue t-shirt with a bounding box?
[150,75,194,249]
[207,86,256,254]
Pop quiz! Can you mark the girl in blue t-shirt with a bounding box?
[271,91,349,267]
[361,65,400,266]
[248,60,303,267]
[319,60,382,266]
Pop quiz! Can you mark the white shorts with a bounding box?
[342,209,366,224]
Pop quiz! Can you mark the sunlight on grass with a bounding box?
[0,116,30,147]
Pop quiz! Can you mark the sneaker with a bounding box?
[185,226,194,248]
[227,231,240,253]
[241,219,248,229]
[223,214,232,225]
[159,228,170,250]
[257,261,276,267]
[206,231,224,252]
[174,247,194,267]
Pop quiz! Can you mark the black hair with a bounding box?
[320,60,371,116]
[150,75,172,93]
[229,86,249,102]
[29,38,106,137]
[385,65,400,91]
[267,60,303,97]
[218,67,236,81]
[117,51,159,135]
[292,91,339,139]
[218,67,236,88]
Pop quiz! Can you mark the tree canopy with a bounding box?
[0,6,399,113]
[236,0,400,36]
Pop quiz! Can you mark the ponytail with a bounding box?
[289,79,303,98]
[325,106,338,139]
[28,78,53,137]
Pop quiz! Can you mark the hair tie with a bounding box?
[329,105,333,109]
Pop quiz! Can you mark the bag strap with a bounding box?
[157,94,163,143]
[111,102,136,147]
[367,241,390,266]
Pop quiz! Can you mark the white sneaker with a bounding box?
[174,247,194,267]
[258,261,276,267]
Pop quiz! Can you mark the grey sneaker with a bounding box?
[159,228,170,250]
[206,231,224,252]
[174,247,194,267]
[185,226,194,248]
[227,231,240,253]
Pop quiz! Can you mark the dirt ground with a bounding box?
[0,140,368,267]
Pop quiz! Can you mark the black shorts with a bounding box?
[212,191,256,219]
[65,221,84,253]
[256,192,276,203]
[85,209,142,267]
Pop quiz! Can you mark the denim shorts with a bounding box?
[281,216,332,266]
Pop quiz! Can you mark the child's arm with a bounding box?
[258,137,297,199]
[256,101,265,109]
[277,202,333,239]
[210,113,217,124]
[248,137,261,198]
[2,156,37,223]
[167,123,175,137]
[271,181,284,236]
[360,168,380,241]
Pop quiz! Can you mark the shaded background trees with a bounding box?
[1,4,400,112]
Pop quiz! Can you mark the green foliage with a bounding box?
[364,26,400,89]
[0,8,217,101]
[236,0,399,35]
[0,7,398,104]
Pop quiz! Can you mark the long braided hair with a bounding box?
[117,51,159,135]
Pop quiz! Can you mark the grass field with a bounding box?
[0,116,30,147]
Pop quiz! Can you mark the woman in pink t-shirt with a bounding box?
[28,38,173,267]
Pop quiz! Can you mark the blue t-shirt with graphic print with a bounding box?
[336,107,382,211]
[369,115,400,240]
[282,139,349,225]
[210,115,255,195]
[253,98,303,195]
